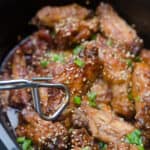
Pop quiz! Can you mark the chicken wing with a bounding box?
[16,107,69,149]
[33,4,90,27]
[54,17,99,48]
[96,3,142,53]
[72,106,135,143]
[132,62,150,145]
[96,36,135,118]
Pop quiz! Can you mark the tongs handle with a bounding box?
[0,78,70,121]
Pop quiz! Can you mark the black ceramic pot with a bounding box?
[0,0,150,149]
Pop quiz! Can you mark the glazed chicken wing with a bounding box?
[132,62,150,145]
[54,17,99,48]
[33,4,90,27]
[73,106,135,143]
[96,3,142,53]
[16,107,69,149]
[97,36,135,118]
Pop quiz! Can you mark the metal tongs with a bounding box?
[0,77,69,121]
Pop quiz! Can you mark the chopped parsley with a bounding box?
[74,58,85,68]
[17,137,33,150]
[17,137,25,143]
[73,45,84,55]
[91,34,97,40]
[87,92,97,107]
[73,96,81,105]
[126,59,133,68]
[40,60,49,68]
[128,91,134,101]
[82,146,91,150]
[106,39,113,47]
[125,129,144,150]
[134,56,142,62]
[51,54,64,63]
[99,142,107,150]
[135,96,141,102]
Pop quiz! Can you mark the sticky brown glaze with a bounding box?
[70,128,99,150]
[72,106,135,143]
[96,36,135,118]
[52,41,101,100]
[97,36,131,84]
[54,17,99,49]
[96,3,142,53]
[16,107,69,149]
[132,62,150,145]
[33,4,90,27]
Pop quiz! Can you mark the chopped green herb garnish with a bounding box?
[99,142,107,150]
[125,129,144,150]
[91,34,97,40]
[73,45,84,55]
[135,96,141,102]
[17,137,33,150]
[17,137,25,143]
[51,30,56,37]
[51,54,64,63]
[137,145,145,150]
[126,59,133,68]
[40,60,49,68]
[106,39,113,47]
[87,92,96,101]
[74,58,85,68]
[73,96,81,105]
[82,146,91,150]
[87,92,97,107]
[128,92,133,101]
[134,56,142,62]
[22,139,32,150]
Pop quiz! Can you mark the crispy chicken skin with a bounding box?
[96,36,135,118]
[97,36,131,84]
[70,128,99,150]
[52,41,101,98]
[54,17,99,48]
[132,63,150,128]
[9,49,31,108]
[33,4,90,27]
[16,107,68,149]
[96,3,142,53]
[73,106,135,143]
[132,62,150,144]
